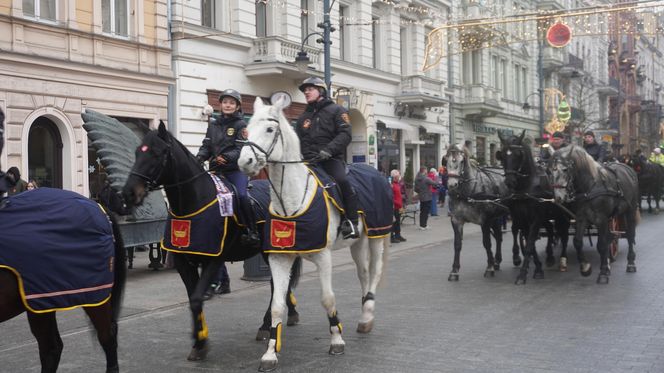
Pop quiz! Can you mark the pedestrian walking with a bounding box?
[414,166,438,230]
[438,166,448,207]
[428,168,439,216]
[390,169,406,244]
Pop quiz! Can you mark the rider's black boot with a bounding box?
[239,196,261,249]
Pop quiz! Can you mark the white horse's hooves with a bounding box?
[357,320,374,333]
[329,344,345,355]
[258,359,278,372]
[255,329,270,341]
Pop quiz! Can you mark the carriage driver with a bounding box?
[196,89,261,248]
[540,131,568,161]
[583,130,606,163]
[295,77,360,239]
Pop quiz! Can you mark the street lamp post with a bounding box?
[522,33,545,139]
[293,0,334,96]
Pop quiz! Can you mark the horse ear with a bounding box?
[254,97,265,112]
[272,96,288,112]
[157,120,169,140]
[518,130,526,143]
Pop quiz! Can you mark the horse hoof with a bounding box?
[357,319,374,334]
[187,344,209,361]
[513,257,522,267]
[106,367,119,373]
[626,265,637,273]
[258,359,278,372]
[448,273,459,282]
[533,271,544,280]
[329,344,345,355]
[597,274,610,284]
[515,276,527,285]
[545,256,555,267]
[287,313,300,326]
[580,263,592,277]
[256,329,270,341]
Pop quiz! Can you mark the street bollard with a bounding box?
[242,253,271,281]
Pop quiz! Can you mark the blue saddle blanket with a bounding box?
[314,163,394,238]
[0,188,115,312]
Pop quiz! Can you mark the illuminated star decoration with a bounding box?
[422,28,444,72]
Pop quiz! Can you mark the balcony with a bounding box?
[559,53,585,78]
[459,85,503,118]
[397,75,447,107]
[245,36,321,79]
[597,77,620,96]
[542,46,565,71]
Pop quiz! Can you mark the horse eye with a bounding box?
[266,127,274,133]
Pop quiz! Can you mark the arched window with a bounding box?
[28,117,63,188]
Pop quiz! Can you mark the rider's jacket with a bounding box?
[295,98,352,161]
[649,153,664,166]
[196,113,246,172]
[583,142,606,163]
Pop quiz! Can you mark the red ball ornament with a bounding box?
[546,22,572,48]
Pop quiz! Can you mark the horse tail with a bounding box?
[289,256,302,289]
[108,212,127,322]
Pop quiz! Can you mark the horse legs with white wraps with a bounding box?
[491,218,503,271]
[572,219,593,277]
[350,234,388,333]
[625,211,638,273]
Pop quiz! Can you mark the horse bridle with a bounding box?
[503,144,529,179]
[550,157,576,200]
[446,150,472,185]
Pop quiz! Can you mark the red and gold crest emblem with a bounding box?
[171,219,191,247]
[270,219,296,248]
[303,119,311,129]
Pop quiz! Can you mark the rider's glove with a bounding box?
[318,150,332,160]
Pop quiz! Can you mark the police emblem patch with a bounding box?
[227,128,235,136]
[303,119,311,129]
[341,113,350,124]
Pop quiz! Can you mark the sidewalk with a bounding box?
[122,200,482,312]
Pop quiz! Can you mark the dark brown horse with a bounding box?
[0,190,126,373]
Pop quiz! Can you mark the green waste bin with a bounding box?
[242,253,271,281]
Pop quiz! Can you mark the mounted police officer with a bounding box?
[295,77,359,239]
[196,89,260,247]
[583,130,606,163]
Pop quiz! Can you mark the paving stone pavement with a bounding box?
[2,203,664,373]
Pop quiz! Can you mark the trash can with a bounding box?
[242,253,271,281]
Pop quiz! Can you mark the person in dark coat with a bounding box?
[295,77,359,239]
[583,130,606,163]
[0,108,12,196]
[196,89,260,248]
[6,167,28,196]
[414,166,438,230]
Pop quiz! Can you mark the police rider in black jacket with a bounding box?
[196,89,260,247]
[582,130,606,163]
[295,77,360,239]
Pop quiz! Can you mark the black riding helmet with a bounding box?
[218,89,242,110]
[298,77,327,96]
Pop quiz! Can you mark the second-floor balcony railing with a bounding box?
[397,75,447,106]
[251,36,320,65]
[568,53,584,70]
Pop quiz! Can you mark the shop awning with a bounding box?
[375,117,413,131]
[418,123,446,134]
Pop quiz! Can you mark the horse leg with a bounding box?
[259,254,296,372]
[556,218,570,272]
[647,195,653,214]
[449,219,463,281]
[311,249,345,355]
[357,236,386,333]
[596,220,611,284]
[481,223,495,278]
[27,312,63,373]
[543,221,556,267]
[84,302,119,373]
[0,270,24,322]
[511,223,522,267]
[286,284,299,326]
[492,219,503,270]
[256,278,275,341]
[573,219,592,277]
[529,221,544,280]
[625,211,638,273]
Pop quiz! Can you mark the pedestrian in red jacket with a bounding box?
[390,169,406,243]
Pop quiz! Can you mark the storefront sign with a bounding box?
[470,121,514,136]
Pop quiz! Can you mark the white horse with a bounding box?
[238,96,389,371]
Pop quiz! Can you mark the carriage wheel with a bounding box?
[609,218,619,262]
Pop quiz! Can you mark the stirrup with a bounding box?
[341,220,359,239]
[241,230,261,248]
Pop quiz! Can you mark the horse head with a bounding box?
[238,96,301,176]
[549,146,576,203]
[498,130,528,191]
[122,122,173,207]
[444,143,468,189]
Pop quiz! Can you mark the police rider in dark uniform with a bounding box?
[0,108,13,196]
[196,89,260,247]
[295,77,359,239]
[582,130,606,163]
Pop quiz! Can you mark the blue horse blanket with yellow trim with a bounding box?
[0,188,115,312]
[161,198,229,256]
[262,182,329,254]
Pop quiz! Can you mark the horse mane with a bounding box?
[563,145,599,180]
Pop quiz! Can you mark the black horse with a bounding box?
[550,145,639,283]
[0,189,126,373]
[443,143,516,281]
[498,131,571,284]
[122,122,299,360]
[625,154,664,214]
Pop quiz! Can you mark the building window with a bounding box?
[521,67,527,103]
[301,0,310,43]
[501,59,507,96]
[514,64,521,102]
[400,25,408,76]
[23,0,57,22]
[372,17,381,69]
[490,55,498,88]
[339,4,350,61]
[424,27,434,78]
[472,50,481,84]
[202,0,214,28]
[256,1,267,37]
[29,117,63,189]
[102,0,129,36]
